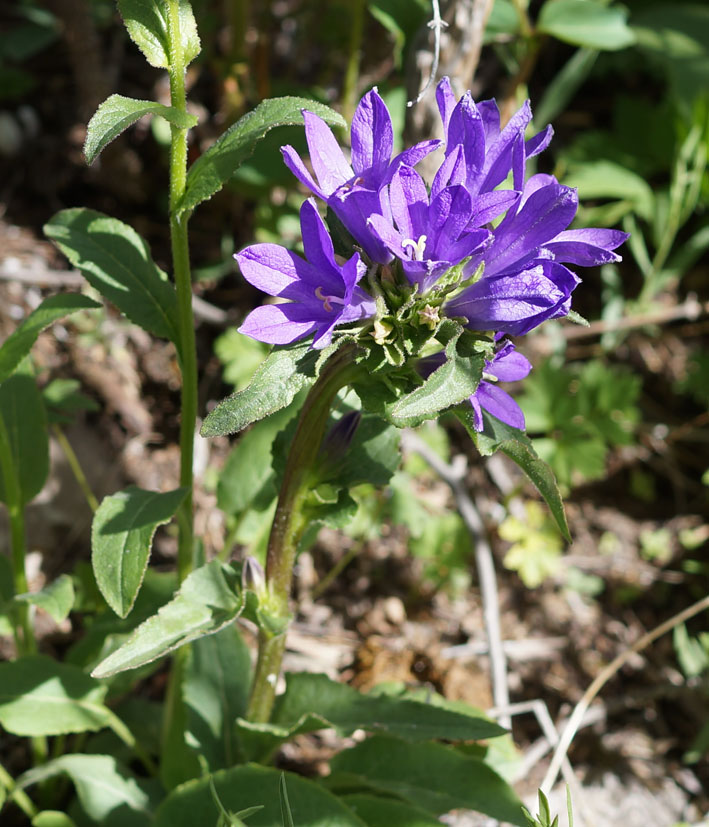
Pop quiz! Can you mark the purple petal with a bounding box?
[445,228,492,263]
[236,244,300,295]
[239,304,315,345]
[476,99,501,146]
[351,88,393,181]
[475,383,526,430]
[389,165,428,239]
[430,185,474,255]
[480,100,532,192]
[526,124,553,158]
[432,144,466,197]
[394,139,442,173]
[436,77,456,131]
[303,111,353,195]
[367,213,407,259]
[280,145,327,200]
[300,199,338,275]
[485,182,578,276]
[469,190,519,227]
[448,93,486,182]
[338,284,377,322]
[330,187,393,263]
[489,348,531,382]
[469,392,484,431]
[545,228,629,266]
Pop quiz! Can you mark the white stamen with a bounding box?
[315,286,346,312]
[401,234,427,261]
[482,372,498,383]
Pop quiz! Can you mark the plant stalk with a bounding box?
[245,345,360,723]
[166,0,198,584]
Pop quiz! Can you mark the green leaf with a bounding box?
[179,97,346,214]
[42,378,99,425]
[154,765,365,827]
[19,755,153,825]
[0,655,110,736]
[91,486,188,618]
[457,408,570,541]
[328,736,524,824]
[202,342,320,437]
[538,0,635,50]
[85,94,198,165]
[217,401,302,516]
[236,673,505,759]
[15,574,75,623]
[44,208,181,349]
[0,293,100,384]
[32,812,79,827]
[390,322,484,426]
[184,624,252,771]
[280,774,295,827]
[91,561,244,678]
[0,374,49,506]
[342,794,441,826]
[117,0,200,69]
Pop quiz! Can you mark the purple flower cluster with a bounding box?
[236,79,628,431]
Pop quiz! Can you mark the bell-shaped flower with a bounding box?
[367,164,491,292]
[236,200,375,349]
[469,339,531,431]
[281,88,439,262]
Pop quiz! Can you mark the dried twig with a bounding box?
[542,592,709,793]
[407,0,448,107]
[401,429,511,728]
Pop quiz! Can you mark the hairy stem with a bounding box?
[246,345,360,722]
[166,0,198,584]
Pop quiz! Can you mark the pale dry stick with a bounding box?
[542,592,709,793]
[407,0,448,108]
[401,430,511,729]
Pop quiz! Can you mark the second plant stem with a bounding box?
[246,345,360,723]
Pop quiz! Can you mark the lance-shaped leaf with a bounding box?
[19,755,154,826]
[178,97,347,215]
[537,0,635,51]
[0,293,100,384]
[236,673,505,761]
[92,486,188,618]
[153,765,364,827]
[201,341,320,437]
[44,209,180,349]
[85,94,198,165]
[457,408,570,540]
[15,575,75,623]
[0,374,49,506]
[390,321,484,427]
[91,561,244,678]
[328,736,525,824]
[0,656,111,736]
[118,0,200,69]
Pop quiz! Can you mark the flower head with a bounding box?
[237,199,375,348]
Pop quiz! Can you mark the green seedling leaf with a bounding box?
[85,94,198,164]
[0,655,110,736]
[92,486,188,618]
[19,754,154,825]
[154,765,365,827]
[44,208,181,349]
[280,774,295,827]
[15,574,75,623]
[457,408,570,541]
[42,378,99,424]
[91,561,243,678]
[236,672,505,760]
[0,373,49,506]
[342,794,441,826]
[118,0,200,69]
[328,736,524,824]
[538,0,635,50]
[179,97,346,214]
[0,293,100,384]
[202,341,320,437]
[390,322,484,426]
[184,624,252,771]
[32,812,79,827]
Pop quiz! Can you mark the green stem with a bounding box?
[246,345,361,723]
[0,416,35,656]
[52,425,99,512]
[166,0,198,584]
[0,759,38,820]
[341,0,366,127]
